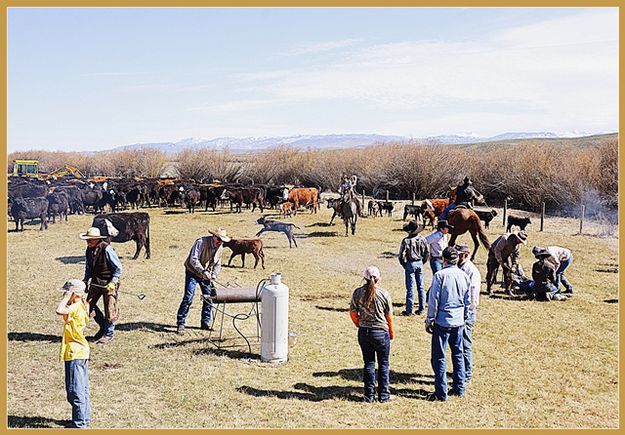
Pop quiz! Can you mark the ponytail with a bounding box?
[363,277,378,307]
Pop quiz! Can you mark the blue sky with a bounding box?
[8,7,619,152]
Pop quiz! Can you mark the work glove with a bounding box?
[202,271,212,283]
[106,281,117,292]
[425,318,434,334]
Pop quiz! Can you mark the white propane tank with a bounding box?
[261,272,289,363]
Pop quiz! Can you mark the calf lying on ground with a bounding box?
[474,209,498,229]
[507,215,532,232]
[256,216,301,248]
[223,239,265,269]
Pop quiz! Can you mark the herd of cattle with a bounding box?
[7,176,323,229]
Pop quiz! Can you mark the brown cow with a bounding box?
[287,187,318,215]
[223,239,265,269]
[280,201,294,217]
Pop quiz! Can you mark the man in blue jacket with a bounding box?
[425,246,471,401]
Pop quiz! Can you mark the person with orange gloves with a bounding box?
[349,266,394,403]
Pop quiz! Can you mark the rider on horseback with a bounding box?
[440,176,484,220]
[338,174,362,216]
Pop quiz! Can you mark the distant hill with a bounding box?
[108,131,617,154]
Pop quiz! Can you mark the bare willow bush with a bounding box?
[176,148,243,182]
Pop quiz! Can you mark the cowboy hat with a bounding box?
[57,279,87,296]
[437,220,454,231]
[402,220,424,235]
[515,230,528,245]
[454,243,471,255]
[532,246,551,258]
[209,228,231,243]
[79,227,107,240]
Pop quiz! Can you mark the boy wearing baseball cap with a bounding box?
[56,279,91,428]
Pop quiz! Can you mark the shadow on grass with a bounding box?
[8,332,60,343]
[239,381,432,402]
[115,321,177,333]
[238,383,362,402]
[313,368,435,385]
[486,294,528,302]
[306,222,333,228]
[304,231,338,238]
[315,305,348,313]
[379,251,397,259]
[163,210,187,215]
[8,415,68,428]
[604,299,618,304]
[194,347,260,360]
[595,267,618,273]
[55,255,85,265]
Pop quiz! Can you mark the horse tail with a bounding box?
[474,216,491,250]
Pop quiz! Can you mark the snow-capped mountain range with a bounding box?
[110,131,603,154]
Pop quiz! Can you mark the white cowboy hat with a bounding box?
[209,228,231,243]
[57,279,87,296]
[79,227,107,240]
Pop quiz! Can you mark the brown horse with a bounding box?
[447,207,491,261]
[421,187,457,227]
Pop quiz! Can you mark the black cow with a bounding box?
[378,201,394,217]
[183,189,201,213]
[222,187,265,213]
[198,185,223,212]
[47,191,69,223]
[367,200,382,217]
[403,204,423,221]
[11,197,49,231]
[92,212,151,260]
[265,186,289,209]
[474,209,498,229]
[8,179,48,199]
[327,198,343,225]
[125,187,142,209]
[81,189,104,213]
[507,215,532,232]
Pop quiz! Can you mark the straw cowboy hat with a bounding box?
[79,227,107,240]
[515,230,528,245]
[57,279,87,296]
[209,228,231,243]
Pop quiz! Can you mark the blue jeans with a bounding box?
[92,305,115,338]
[404,260,425,313]
[358,327,391,402]
[556,256,573,292]
[65,359,90,428]
[431,324,465,400]
[430,257,444,276]
[177,270,213,326]
[463,311,477,381]
[440,204,455,221]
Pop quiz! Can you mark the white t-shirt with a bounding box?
[460,260,482,310]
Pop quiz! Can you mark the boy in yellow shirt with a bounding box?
[56,279,91,428]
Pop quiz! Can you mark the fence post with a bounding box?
[362,190,365,210]
[503,198,507,227]
[540,202,545,232]
[579,204,585,234]
[411,192,415,206]
[386,190,389,202]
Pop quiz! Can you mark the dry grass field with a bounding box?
[6,200,619,428]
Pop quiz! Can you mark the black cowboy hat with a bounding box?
[532,246,551,258]
[437,220,454,230]
[402,220,424,235]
